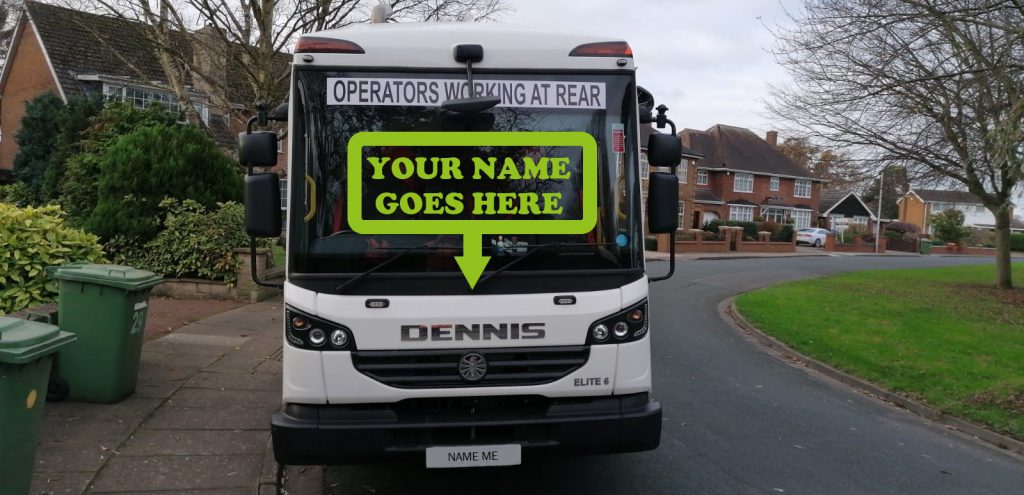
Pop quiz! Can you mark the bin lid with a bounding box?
[52,263,163,291]
[0,317,76,365]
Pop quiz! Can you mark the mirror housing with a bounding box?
[245,173,282,237]
[239,132,278,168]
[647,172,679,234]
[647,133,681,168]
[270,101,289,121]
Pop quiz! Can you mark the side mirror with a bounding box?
[647,133,681,168]
[239,131,278,168]
[647,172,679,234]
[245,173,282,237]
[270,101,289,121]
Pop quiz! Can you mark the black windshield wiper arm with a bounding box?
[335,243,430,293]
[475,242,613,289]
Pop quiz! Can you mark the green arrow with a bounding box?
[455,233,490,289]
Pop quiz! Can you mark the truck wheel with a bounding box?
[47,377,69,402]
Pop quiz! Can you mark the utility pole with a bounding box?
[875,170,884,253]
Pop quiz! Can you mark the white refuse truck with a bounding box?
[239,18,683,469]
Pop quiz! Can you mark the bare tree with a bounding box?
[769,0,1024,288]
[68,0,509,129]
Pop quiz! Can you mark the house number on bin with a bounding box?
[130,301,148,335]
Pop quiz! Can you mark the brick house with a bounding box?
[639,125,703,234]
[897,188,1010,234]
[818,189,878,234]
[0,2,285,175]
[680,125,824,229]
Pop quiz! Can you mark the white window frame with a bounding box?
[763,208,786,223]
[639,151,650,177]
[677,161,688,183]
[697,169,709,185]
[102,83,210,124]
[279,178,288,211]
[729,205,755,222]
[792,209,812,229]
[769,176,780,191]
[678,201,685,230]
[733,173,754,193]
[794,179,812,198]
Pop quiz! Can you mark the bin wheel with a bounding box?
[47,377,70,402]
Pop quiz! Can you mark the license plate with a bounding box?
[425,444,521,468]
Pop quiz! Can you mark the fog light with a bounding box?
[291,316,309,329]
[592,324,609,341]
[628,309,644,322]
[308,328,326,347]
[329,329,349,348]
[613,321,629,339]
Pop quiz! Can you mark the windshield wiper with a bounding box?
[475,242,614,289]
[334,243,431,293]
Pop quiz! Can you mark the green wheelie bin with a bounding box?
[919,238,932,254]
[0,317,75,495]
[52,264,163,403]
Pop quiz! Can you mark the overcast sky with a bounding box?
[505,0,800,137]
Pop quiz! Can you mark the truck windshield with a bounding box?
[288,70,641,281]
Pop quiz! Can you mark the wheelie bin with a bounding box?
[0,317,75,494]
[919,238,932,254]
[51,264,162,403]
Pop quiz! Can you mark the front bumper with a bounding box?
[271,393,662,465]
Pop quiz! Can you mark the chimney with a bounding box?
[765,130,778,147]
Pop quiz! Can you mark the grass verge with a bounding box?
[272,244,285,268]
[735,263,1024,439]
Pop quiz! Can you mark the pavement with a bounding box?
[29,256,1024,494]
[643,246,923,261]
[31,301,298,494]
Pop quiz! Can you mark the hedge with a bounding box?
[0,204,105,315]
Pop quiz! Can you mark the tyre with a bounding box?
[813,239,822,248]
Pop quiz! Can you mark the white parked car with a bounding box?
[796,228,830,247]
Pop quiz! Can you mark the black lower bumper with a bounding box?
[271,393,661,465]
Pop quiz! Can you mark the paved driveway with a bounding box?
[324,256,1024,494]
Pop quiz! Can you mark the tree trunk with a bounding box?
[994,207,1013,289]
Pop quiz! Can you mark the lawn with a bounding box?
[272,244,285,268]
[735,263,1024,439]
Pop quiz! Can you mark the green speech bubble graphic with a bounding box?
[346,131,598,289]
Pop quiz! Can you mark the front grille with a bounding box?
[352,346,590,388]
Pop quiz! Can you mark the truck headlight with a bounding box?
[586,300,649,345]
[285,306,356,351]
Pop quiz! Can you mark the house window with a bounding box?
[677,161,688,183]
[763,208,786,223]
[697,169,709,185]
[678,201,685,230]
[278,139,284,154]
[639,151,650,177]
[103,83,209,124]
[279,178,288,210]
[640,189,648,224]
[794,179,811,198]
[729,205,755,222]
[792,209,812,229]
[852,216,869,225]
[770,176,779,191]
[733,173,754,193]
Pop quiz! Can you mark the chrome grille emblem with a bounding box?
[458,352,488,382]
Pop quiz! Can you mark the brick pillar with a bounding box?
[825,233,836,251]
[878,237,887,253]
[758,231,771,242]
[656,233,671,253]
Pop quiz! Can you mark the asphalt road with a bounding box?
[323,256,1024,494]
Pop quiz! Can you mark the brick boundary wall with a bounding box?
[930,245,996,256]
[150,249,283,302]
[825,234,887,253]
